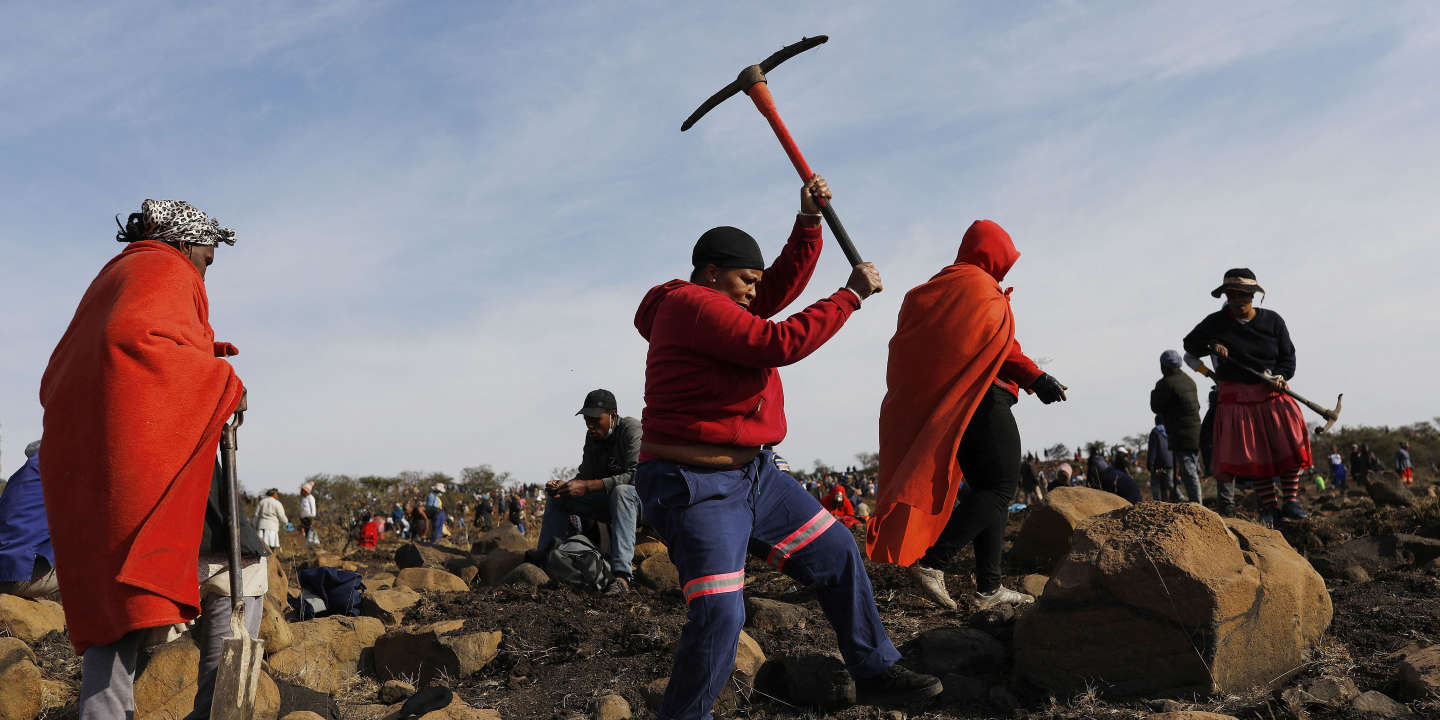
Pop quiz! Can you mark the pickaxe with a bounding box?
[682,35,864,267]
[1210,347,1344,433]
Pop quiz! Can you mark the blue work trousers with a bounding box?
[637,450,900,720]
[538,484,641,576]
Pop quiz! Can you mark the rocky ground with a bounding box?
[2,473,1438,720]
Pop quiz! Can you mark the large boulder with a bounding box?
[395,567,469,593]
[1367,471,1418,508]
[637,554,680,592]
[373,620,502,686]
[0,637,41,720]
[1010,487,1132,570]
[0,594,66,643]
[266,615,386,694]
[1396,644,1440,698]
[1015,503,1331,698]
[477,550,526,586]
[259,595,295,654]
[471,526,531,554]
[267,556,289,610]
[134,637,280,720]
[394,543,426,570]
[360,586,423,626]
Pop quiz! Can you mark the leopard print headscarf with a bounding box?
[116,199,236,247]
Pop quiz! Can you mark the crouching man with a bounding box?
[540,389,642,595]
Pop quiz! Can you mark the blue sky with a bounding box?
[3,2,1438,489]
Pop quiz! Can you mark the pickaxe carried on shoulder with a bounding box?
[682,35,865,267]
[1204,346,1344,434]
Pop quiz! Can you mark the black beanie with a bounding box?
[692,226,764,271]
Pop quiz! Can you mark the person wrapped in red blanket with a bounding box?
[821,484,861,528]
[40,199,245,718]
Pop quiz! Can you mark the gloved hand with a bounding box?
[1029,373,1068,404]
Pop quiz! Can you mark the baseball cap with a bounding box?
[576,389,618,417]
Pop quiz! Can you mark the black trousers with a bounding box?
[921,385,1021,594]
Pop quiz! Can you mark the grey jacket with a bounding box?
[578,416,642,490]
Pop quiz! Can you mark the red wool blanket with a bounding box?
[40,241,243,654]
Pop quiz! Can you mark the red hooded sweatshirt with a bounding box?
[957,222,1043,395]
[634,219,860,448]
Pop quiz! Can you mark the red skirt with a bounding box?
[1214,381,1312,478]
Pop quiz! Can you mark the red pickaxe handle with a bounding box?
[745,82,865,267]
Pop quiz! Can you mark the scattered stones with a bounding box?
[1147,713,1239,720]
[939,673,988,704]
[502,562,550,587]
[1396,644,1440,697]
[394,543,426,570]
[593,693,632,720]
[733,630,766,692]
[380,678,415,703]
[280,713,327,720]
[1395,534,1440,566]
[1343,565,1372,583]
[1312,536,1400,577]
[266,615,386,694]
[134,637,281,719]
[360,586,423,626]
[774,654,855,711]
[1015,503,1331,698]
[457,565,480,585]
[633,541,668,561]
[260,595,295,654]
[373,620,503,685]
[1020,573,1050,598]
[745,597,808,632]
[913,627,1008,676]
[267,556,289,610]
[0,594,66,643]
[1011,487,1132,570]
[396,567,469,592]
[1367,472,1418,508]
[472,526,531,554]
[1350,689,1416,718]
[478,550,526,586]
[1297,675,1359,706]
[0,637,41,720]
[365,572,396,589]
[637,554,680,592]
[444,555,480,579]
[642,678,668,712]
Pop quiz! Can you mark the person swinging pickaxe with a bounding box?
[682,35,865,267]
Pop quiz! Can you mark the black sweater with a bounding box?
[1183,308,1295,384]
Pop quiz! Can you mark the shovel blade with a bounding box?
[210,632,265,720]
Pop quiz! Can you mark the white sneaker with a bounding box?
[974,586,1034,611]
[909,564,957,610]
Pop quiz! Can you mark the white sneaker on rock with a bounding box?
[908,564,957,610]
[974,586,1034,611]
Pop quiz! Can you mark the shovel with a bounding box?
[211,402,266,719]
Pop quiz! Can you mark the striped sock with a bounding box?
[1279,472,1302,503]
[1250,477,1279,510]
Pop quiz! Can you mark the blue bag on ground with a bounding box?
[290,567,366,619]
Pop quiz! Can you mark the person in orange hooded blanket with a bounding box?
[866,220,1068,612]
[40,199,246,718]
[821,483,861,528]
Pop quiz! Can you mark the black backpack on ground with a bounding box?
[544,534,613,593]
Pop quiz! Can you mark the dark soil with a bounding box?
[31,478,1440,719]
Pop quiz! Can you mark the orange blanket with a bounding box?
[866,222,1018,566]
[40,241,243,654]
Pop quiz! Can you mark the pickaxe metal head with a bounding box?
[681,35,828,131]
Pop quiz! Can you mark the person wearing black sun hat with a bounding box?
[1183,268,1312,527]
